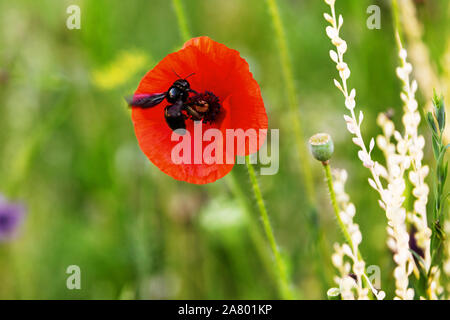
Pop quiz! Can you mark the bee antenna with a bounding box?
[172,69,182,79]
[184,73,195,80]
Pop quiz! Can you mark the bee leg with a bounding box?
[185,105,202,121]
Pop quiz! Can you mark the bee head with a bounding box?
[173,79,190,90]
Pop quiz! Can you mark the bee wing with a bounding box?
[126,93,166,108]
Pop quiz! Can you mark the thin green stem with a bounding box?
[322,161,360,259]
[391,0,404,50]
[225,172,279,283]
[265,0,315,204]
[322,161,377,297]
[6,88,72,197]
[245,156,293,300]
[172,0,191,42]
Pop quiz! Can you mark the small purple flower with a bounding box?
[0,195,26,242]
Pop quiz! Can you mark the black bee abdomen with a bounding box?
[165,112,186,133]
[165,115,186,133]
[164,102,186,134]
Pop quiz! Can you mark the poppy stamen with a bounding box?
[185,91,221,124]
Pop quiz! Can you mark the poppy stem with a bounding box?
[321,161,376,297]
[245,156,294,300]
[225,172,279,286]
[172,0,191,42]
[321,161,355,255]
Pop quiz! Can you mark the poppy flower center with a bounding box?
[184,91,222,124]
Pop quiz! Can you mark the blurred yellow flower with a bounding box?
[92,50,149,90]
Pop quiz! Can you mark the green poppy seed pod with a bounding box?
[309,133,334,162]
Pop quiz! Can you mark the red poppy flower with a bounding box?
[131,36,268,184]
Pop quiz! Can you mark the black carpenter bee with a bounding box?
[127,72,197,132]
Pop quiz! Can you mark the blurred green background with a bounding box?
[0,0,448,299]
